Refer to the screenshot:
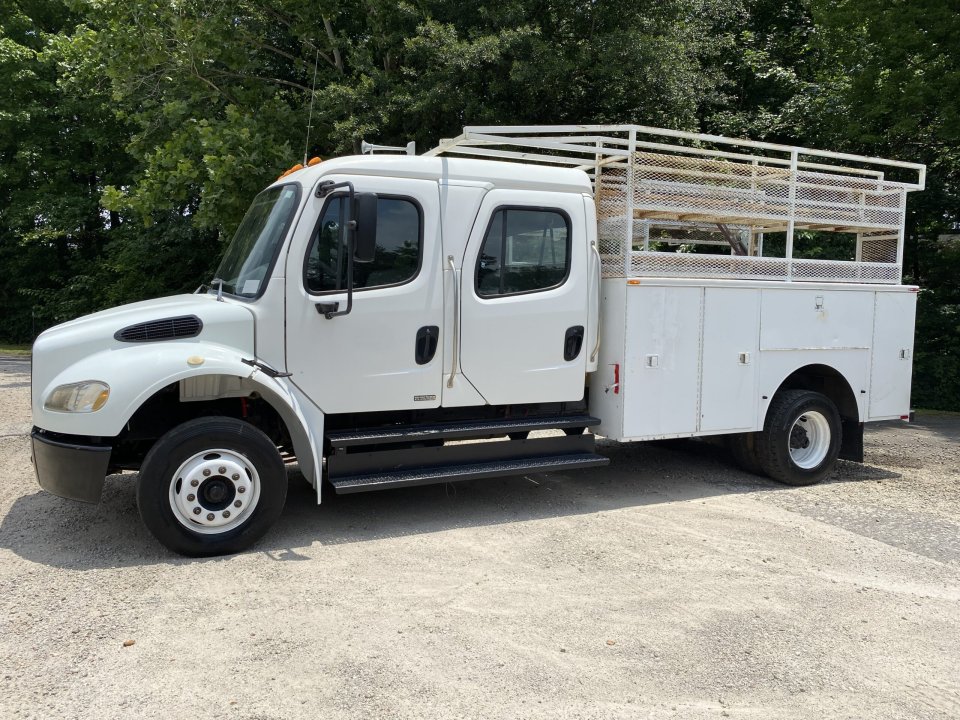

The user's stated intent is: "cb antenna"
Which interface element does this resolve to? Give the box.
[303,47,320,165]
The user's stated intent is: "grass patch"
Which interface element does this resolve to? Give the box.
[0,343,31,357]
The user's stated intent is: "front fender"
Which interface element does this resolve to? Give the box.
[32,341,324,489]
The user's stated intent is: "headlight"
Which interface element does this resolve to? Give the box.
[44,381,111,413]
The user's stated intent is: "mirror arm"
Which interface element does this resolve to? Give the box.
[315,179,358,320]
[320,221,356,319]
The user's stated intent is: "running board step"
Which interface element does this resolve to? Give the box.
[330,453,609,494]
[326,414,600,448]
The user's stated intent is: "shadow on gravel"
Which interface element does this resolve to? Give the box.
[870,412,960,448]
[0,438,902,570]
[909,412,960,447]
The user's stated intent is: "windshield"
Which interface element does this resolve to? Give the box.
[212,184,301,298]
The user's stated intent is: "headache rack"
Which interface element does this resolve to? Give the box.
[425,125,926,284]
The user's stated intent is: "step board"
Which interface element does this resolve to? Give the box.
[328,433,600,479]
[326,414,600,448]
[330,453,610,494]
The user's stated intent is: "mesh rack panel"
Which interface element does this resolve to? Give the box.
[427,126,924,285]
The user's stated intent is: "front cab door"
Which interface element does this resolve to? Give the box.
[456,190,590,406]
[285,175,444,413]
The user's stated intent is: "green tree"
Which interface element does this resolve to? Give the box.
[807,0,960,409]
[0,0,127,337]
[85,0,742,232]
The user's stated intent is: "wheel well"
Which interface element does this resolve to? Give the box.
[771,363,864,463]
[110,380,294,470]
[773,364,859,421]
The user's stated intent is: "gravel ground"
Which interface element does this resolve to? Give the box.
[1,355,959,719]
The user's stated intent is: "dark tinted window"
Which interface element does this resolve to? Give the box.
[305,196,421,293]
[476,208,570,297]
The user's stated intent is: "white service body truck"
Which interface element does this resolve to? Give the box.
[30,125,925,556]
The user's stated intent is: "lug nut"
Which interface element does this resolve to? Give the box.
[238,486,246,494]
[218,466,226,474]
[190,479,199,487]
[186,494,195,502]
[232,473,240,481]
[206,513,215,521]
[193,507,201,515]
[234,500,242,508]
[222,511,231,519]
[202,469,211,477]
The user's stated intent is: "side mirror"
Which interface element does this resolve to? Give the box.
[353,192,378,263]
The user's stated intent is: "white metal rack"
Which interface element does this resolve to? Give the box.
[426,125,926,284]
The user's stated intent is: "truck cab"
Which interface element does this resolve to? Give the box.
[31,154,608,555]
[30,125,924,556]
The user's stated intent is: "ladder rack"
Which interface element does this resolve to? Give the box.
[426,125,925,284]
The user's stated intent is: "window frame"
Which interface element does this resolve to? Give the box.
[302,191,425,296]
[473,205,573,299]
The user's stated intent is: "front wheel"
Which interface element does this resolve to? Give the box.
[137,417,287,556]
[757,390,842,486]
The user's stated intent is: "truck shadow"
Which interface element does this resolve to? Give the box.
[0,439,901,570]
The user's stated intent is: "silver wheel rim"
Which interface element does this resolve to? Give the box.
[788,411,831,470]
[168,449,261,534]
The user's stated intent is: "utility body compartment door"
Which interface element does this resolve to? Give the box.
[700,288,760,432]
[869,290,917,419]
[455,190,590,405]
[621,285,702,437]
[284,175,444,413]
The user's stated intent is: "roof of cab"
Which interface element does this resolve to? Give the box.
[273,154,593,195]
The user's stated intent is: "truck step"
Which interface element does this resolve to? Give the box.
[326,414,600,448]
[330,452,609,494]
[327,433,600,479]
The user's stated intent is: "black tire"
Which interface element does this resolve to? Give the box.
[137,416,287,557]
[563,426,586,436]
[757,390,842,486]
[728,432,764,475]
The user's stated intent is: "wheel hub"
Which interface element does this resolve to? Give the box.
[788,411,831,470]
[790,423,811,449]
[168,450,261,534]
[198,477,235,509]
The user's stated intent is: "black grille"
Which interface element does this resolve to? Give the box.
[114,315,203,343]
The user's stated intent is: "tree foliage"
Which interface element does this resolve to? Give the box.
[0,0,957,407]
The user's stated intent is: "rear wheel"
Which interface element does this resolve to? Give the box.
[137,416,287,556]
[757,390,841,486]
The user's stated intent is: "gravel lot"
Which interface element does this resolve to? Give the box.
[2,355,959,719]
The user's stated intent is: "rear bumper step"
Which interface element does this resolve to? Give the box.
[330,452,609,494]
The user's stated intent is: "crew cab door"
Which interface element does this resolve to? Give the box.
[455,190,590,405]
[284,175,444,413]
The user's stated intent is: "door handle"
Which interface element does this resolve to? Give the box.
[415,326,440,365]
[564,325,585,362]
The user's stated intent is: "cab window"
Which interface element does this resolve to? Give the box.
[476,208,571,297]
[305,195,422,293]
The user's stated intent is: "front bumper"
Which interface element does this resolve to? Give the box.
[31,429,112,504]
